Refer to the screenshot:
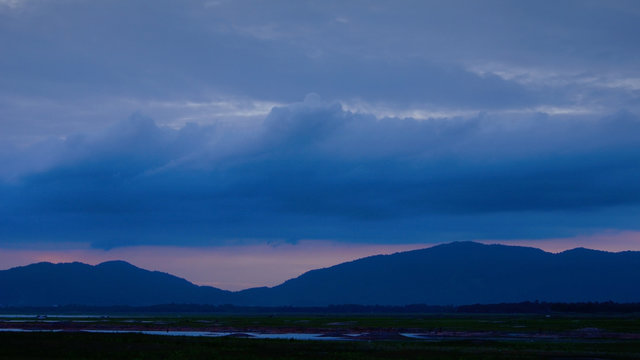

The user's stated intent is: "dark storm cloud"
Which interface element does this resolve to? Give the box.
[1,98,639,247]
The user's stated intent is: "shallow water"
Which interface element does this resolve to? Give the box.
[400,333,430,339]
[246,332,346,341]
[83,329,232,337]
[0,314,107,319]
[0,328,62,332]
[0,328,349,340]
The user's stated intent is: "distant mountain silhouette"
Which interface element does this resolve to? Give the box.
[2,242,639,306]
[233,242,640,306]
[0,260,230,306]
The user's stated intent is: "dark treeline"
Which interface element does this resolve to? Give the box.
[2,301,640,315]
[456,301,640,313]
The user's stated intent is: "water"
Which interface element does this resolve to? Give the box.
[86,330,348,340]
[0,314,109,319]
[83,329,233,337]
[246,332,346,341]
[400,333,430,339]
[0,328,349,340]
[0,328,62,332]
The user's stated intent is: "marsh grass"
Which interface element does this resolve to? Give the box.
[1,331,640,359]
[36,313,639,333]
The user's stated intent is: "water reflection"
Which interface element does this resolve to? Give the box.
[0,328,349,340]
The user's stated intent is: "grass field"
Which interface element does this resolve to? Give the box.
[1,313,639,359]
[6,313,640,334]
[1,331,640,359]
[139,313,640,333]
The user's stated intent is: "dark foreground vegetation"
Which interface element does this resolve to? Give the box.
[4,301,640,315]
[1,312,640,359]
[3,312,640,333]
[0,331,639,360]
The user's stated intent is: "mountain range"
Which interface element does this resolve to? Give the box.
[1,242,639,306]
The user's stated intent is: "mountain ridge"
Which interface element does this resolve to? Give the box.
[1,241,639,306]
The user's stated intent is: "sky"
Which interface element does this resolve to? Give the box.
[1,0,640,290]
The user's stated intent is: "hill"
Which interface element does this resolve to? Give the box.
[233,242,640,306]
[0,260,231,306]
[2,242,639,306]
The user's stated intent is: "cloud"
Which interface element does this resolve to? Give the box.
[0,0,26,10]
[2,0,640,153]
[1,98,639,248]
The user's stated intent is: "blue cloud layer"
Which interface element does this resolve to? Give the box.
[2,1,640,146]
[1,98,639,248]
[1,1,640,247]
